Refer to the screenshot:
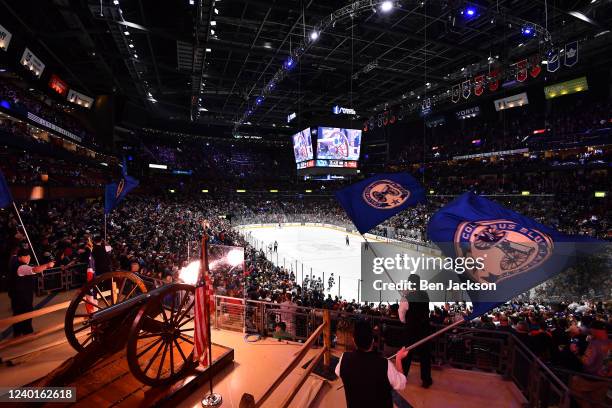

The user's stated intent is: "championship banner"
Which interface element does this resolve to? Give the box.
[564,41,578,67]
[451,84,461,103]
[487,70,499,91]
[474,75,485,96]
[529,55,541,78]
[20,48,45,78]
[462,80,471,99]
[0,24,12,51]
[515,59,528,82]
[67,89,94,109]
[547,48,560,72]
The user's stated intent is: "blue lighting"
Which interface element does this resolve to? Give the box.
[0,100,10,109]
[256,96,264,105]
[284,57,295,70]
[521,25,535,37]
[466,8,475,16]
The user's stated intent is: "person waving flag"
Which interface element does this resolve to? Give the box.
[335,172,426,234]
[427,191,605,319]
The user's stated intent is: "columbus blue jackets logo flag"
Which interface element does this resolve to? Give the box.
[428,192,602,318]
[335,172,425,234]
[104,160,139,214]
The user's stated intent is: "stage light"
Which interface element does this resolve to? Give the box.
[211,21,216,26]
[380,1,393,12]
[214,7,219,14]
[521,25,535,37]
[202,189,209,193]
[210,29,215,35]
[310,31,319,41]
[113,0,119,4]
[179,260,200,285]
[284,57,295,70]
[255,96,264,105]
[466,8,475,16]
[206,48,212,52]
[521,191,530,196]
[227,249,244,267]
[124,31,129,36]
[128,43,134,48]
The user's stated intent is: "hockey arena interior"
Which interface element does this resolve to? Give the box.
[0,0,611,407]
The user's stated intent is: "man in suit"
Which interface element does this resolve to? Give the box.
[399,273,433,388]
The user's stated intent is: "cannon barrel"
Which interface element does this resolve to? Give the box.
[88,284,174,324]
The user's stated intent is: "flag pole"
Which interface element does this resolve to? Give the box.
[201,232,222,407]
[12,201,40,266]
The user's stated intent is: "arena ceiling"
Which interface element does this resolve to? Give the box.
[2,0,611,133]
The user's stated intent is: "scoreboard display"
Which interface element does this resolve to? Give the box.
[295,126,362,176]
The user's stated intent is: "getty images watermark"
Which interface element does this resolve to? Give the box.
[360,243,497,302]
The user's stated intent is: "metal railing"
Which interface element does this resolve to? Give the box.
[211,295,587,407]
[36,263,88,295]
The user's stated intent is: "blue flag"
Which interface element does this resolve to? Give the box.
[428,192,603,319]
[335,172,426,234]
[0,169,13,208]
[104,173,139,215]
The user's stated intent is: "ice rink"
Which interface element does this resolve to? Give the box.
[240,225,394,302]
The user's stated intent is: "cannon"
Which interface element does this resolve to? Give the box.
[40,271,198,387]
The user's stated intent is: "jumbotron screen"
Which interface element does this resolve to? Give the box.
[316,127,361,161]
[291,127,313,163]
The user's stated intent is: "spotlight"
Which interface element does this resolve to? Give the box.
[466,8,475,16]
[284,57,295,70]
[255,96,264,105]
[123,31,130,36]
[521,25,535,37]
[113,0,119,4]
[380,1,393,12]
[310,31,319,41]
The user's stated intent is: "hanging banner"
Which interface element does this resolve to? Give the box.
[451,84,461,103]
[493,92,529,111]
[20,48,45,78]
[462,80,471,99]
[529,55,541,78]
[67,89,94,109]
[564,41,578,67]
[49,74,68,96]
[515,59,528,82]
[474,75,485,96]
[547,48,560,72]
[544,76,588,99]
[487,70,499,91]
[0,24,12,51]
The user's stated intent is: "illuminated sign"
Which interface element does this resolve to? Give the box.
[67,89,94,109]
[0,24,12,51]
[332,105,356,115]
[315,159,358,168]
[20,48,45,78]
[287,112,296,123]
[149,163,168,169]
[49,74,68,96]
[544,76,588,99]
[454,148,528,161]
[455,106,480,120]
[494,93,528,111]
[297,160,315,169]
[26,112,82,142]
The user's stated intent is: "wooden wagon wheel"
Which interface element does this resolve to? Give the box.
[127,284,197,386]
[65,272,148,352]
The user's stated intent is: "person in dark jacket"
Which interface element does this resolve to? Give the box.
[91,235,111,274]
[9,248,55,336]
[398,274,433,388]
[336,320,410,408]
